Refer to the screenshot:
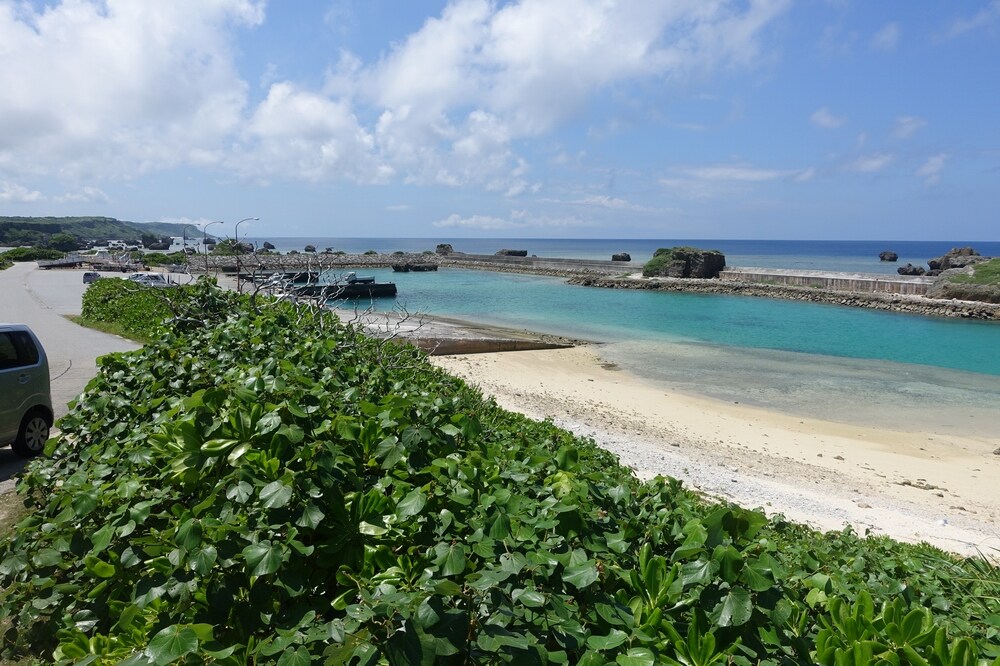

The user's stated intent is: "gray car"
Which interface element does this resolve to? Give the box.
[0,324,53,457]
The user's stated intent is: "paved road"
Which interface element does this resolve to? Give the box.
[1,263,140,490]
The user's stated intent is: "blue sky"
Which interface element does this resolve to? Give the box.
[0,0,998,240]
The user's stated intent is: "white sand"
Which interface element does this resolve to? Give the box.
[432,346,1000,558]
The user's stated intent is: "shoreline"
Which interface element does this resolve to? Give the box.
[431,345,1000,557]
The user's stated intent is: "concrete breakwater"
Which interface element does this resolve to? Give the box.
[568,275,1000,320]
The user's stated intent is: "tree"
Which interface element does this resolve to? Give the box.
[47,233,79,252]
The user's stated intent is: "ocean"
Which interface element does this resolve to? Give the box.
[244,237,1000,435]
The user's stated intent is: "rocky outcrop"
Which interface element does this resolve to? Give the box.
[435,244,454,255]
[496,249,528,257]
[897,263,926,276]
[928,247,984,272]
[392,263,438,272]
[612,252,631,262]
[879,251,898,262]
[643,247,726,279]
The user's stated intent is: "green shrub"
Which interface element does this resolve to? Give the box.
[0,247,66,262]
[363,250,378,256]
[1,284,997,664]
[142,251,190,267]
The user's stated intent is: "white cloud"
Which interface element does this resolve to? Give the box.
[0,0,263,180]
[386,204,411,212]
[55,186,110,204]
[0,0,791,195]
[849,153,893,173]
[810,107,847,129]
[232,82,388,183]
[570,195,653,212]
[432,209,590,230]
[870,22,900,51]
[680,165,804,181]
[891,116,926,139]
[916,153,947,185]
[0,181,42,203]
[942,0,1000,39]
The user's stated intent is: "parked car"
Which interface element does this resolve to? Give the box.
[128,273,176,288]
[0,324,53,457]
[83,271,101,283]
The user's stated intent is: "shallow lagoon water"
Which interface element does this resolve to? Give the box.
[329,267,1000,435]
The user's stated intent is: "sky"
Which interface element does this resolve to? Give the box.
[0,0,998,241]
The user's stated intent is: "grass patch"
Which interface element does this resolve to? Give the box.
[64,314,154,344]
[948,257,1000,285]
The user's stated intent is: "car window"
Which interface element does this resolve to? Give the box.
[0,333,18,370]
[0,331,40,370]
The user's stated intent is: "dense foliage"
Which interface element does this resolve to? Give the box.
[0,247,67,262]
[80,278,185,342]
[2,280,998,664]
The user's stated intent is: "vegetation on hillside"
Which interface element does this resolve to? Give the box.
[928,258,1000,304]
[0,216,198,248]
[1,280,998,664]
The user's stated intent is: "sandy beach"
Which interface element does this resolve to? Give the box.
[432,345,1000,557]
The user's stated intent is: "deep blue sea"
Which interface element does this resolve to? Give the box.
[244,237,1000,434]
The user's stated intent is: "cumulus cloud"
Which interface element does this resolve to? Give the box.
[810,107,847,129]
[891,116,927,139]
[849,153,893,173]
[0,181,42,203]
[0,0,791,195]
[917,153,947,185]
[569,195,654,212]
[870,22,900,51]
[0,0,263,179]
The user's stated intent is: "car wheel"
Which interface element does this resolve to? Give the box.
[12,409,50,458]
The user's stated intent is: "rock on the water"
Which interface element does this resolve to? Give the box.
[643,247,726,279]
[496,249,528,257]
[435,243,454,255]
[897,263,926,276]
[612,252,631,262]
[879,251,898,262]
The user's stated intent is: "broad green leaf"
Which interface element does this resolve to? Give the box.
[296,504,325,529]
[260,480,293,509]
[616,648,655,666]
[433,542,467,576]
[587,629,628,650]
[563,562,600,589]
[190,545,218,576]
[712,586,753,627]
[276,646,312,666]
[396,489,426,519]
[147,625,198,665]
[174,518,203,550]
[243,541,284,577]
[516,589,546,608]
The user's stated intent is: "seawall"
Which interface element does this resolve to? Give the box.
[719,267,934,296]
[568,275,1000,320]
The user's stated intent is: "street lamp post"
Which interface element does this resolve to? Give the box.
[203,221,223,275]
[234,217,259,293]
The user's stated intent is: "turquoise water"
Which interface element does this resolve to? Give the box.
[324,267,1000,435]
[332,268,1000,377]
